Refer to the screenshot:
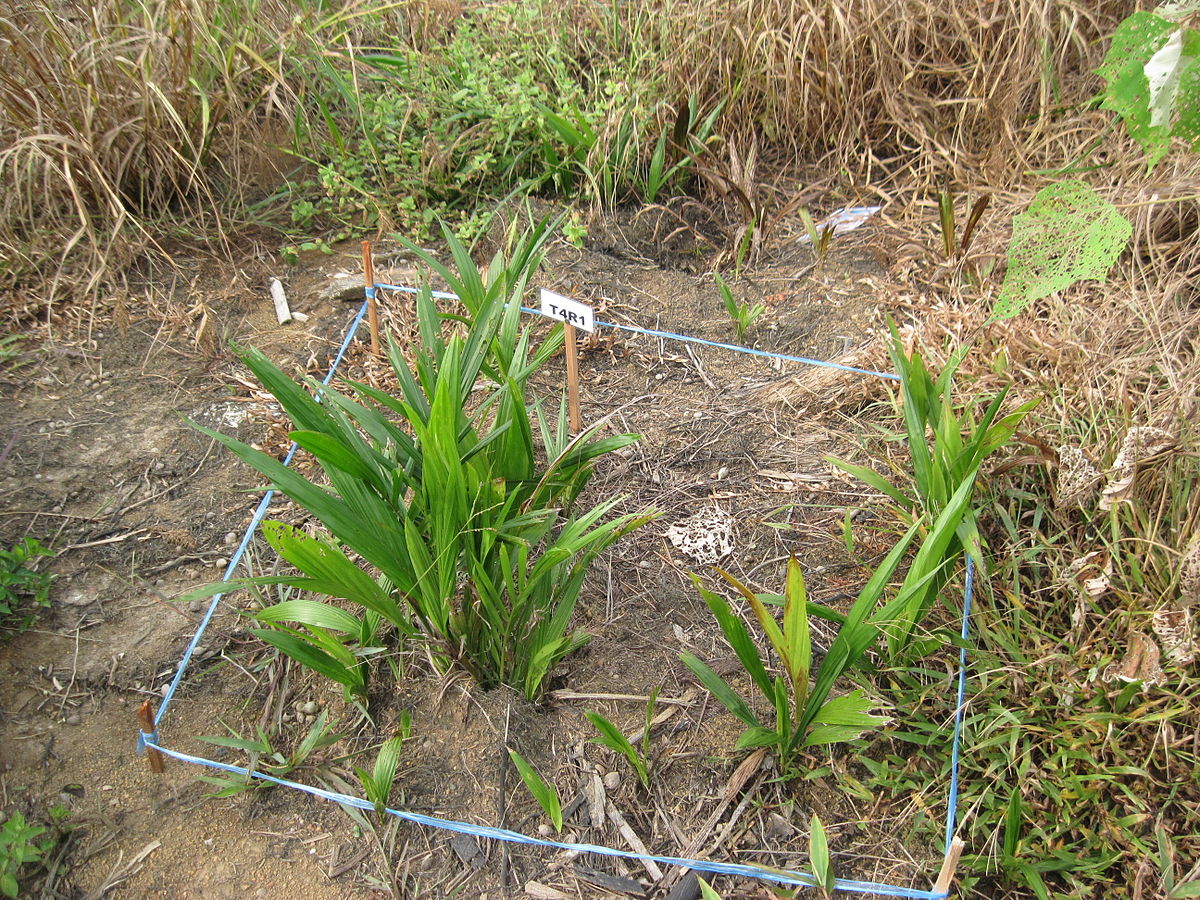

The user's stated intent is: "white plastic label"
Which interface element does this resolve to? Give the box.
[538,289,594,333]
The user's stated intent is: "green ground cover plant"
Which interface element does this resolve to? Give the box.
[0,811,52,899]
[0,538,53,635]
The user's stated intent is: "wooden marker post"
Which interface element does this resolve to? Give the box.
[361,240,380,356]
[137,699,165,774]
[539,289,593,434]
[564,323,582,433]
[933,837,965,895]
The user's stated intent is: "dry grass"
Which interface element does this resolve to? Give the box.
[652,0,1133,181]
[0,0,407,314]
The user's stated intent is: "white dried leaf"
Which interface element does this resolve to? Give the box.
[666,507,735,565]
[1180,531,1200,605]
[1056,445,1100,509]
[1062,551,1111,598]
[1099,426,1176,511]
[1111,425,1176,471]
[1145,28,1185,129]
[1152,607,1197,666]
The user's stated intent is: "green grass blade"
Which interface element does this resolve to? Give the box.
[508,750,562,832]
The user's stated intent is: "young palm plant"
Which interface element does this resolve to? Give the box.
[193,221,655,700]
[829,320,1038,660]
[681,558,891,774]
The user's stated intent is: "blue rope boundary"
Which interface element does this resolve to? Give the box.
[373,282,901,382]
[139,286,974,899]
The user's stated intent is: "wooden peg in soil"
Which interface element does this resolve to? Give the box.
[361,240,380,356]
[564,323,581,433]
[137,699,165,774]
[933,836,965,895]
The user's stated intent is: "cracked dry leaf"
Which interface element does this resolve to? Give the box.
[1152,607,1197,666]
[1103,631,1165,686]
[1180,531,1200,605]
[1056,445,1100,509]
[1063,550,1112,598]
[666,507,735,565]
[1099,425,1176,511]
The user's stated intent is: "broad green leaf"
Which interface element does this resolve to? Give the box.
[810,814,835,893]
[735,726,780,751]
[508,750,562,832]
[716,567,787,671]
[680,651,760,729]
[691,578,773,701]
[371,735,405,809]
[783,558,811,703]
[255,599,362,635]
[253,629,363,692]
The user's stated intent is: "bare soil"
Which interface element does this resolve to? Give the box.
[0,205,956,899]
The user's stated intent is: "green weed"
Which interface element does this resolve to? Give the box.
[681,558,891,774]
[714,273,765,343]
[0,538,53,634]
[0,811,52,899]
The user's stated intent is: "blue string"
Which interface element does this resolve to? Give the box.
[373,282,900,381]
[943,555,975,856]
[136,728,158,755]
[142,740,944,899]
[154,299,371,728]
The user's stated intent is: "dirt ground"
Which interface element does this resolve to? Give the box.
[0,205,960,899]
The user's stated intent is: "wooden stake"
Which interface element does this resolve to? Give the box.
[933,837,965,895]
[137,699,165,774]
[361,240,380,356]
[564,323,581,433]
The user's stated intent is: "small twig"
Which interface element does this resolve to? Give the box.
[54,621,84,719]
[607,799,663,882]
[499,702,512,890]
[60,528,148,551]
[118,438,216,516]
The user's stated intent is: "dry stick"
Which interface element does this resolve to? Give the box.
[362,240,380,356]
[498,702,513,890]
[933,837,966,895]
[137,700,165,773]
[564,323,581,433]
[658,747,768,891]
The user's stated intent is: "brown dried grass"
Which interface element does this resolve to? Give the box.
[655,0,1133,181]
[0,0,406,314]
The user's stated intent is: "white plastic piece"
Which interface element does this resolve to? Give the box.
[270,278,292,324]
[798,206,883,243]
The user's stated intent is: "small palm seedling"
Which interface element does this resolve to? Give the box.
[197,710,343,797]
[798,207,835,264]
[681,558,891,774]
[809,813,836,898]
[829,319,1037,660]
[714,273,765,342]
[508,750,562,832]
[584,687,658,789]
[355,733,406,819]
